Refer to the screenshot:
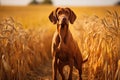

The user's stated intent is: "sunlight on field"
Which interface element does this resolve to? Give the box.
[0,5,120,80]
[0,5,53,28]
[0,5,120,28]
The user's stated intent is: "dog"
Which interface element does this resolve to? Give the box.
[49,7,88,80]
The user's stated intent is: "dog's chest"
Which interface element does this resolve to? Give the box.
[57,51,69,62]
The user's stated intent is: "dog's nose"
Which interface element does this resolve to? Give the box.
[63,17,66,22]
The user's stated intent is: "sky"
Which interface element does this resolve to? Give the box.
[0,0,119,6]
[53,0,119,6]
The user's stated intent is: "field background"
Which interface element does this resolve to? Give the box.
[0,5,120,80]
[0,5,120,27]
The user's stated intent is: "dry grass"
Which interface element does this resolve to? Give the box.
[74,10,120,80]
[0,17,53,80]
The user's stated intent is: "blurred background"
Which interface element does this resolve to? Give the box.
[0,0,120,80]
[0,0,120,6]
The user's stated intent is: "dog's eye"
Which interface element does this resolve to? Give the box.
[65,10,69,15]
[58,11,62,15]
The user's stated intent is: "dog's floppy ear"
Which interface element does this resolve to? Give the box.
[49,11,57,24]
[66,8,76,24]
[49,8,59,24]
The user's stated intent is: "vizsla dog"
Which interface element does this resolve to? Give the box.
[49,7,88,80]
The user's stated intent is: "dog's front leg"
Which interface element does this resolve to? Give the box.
[52,56,58,80]
[68,58,74,80]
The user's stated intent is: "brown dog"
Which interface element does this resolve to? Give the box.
[49,7,88,80]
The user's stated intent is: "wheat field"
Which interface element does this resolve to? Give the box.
[0,5,120,80]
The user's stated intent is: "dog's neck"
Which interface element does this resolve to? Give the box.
[57,23,68,43]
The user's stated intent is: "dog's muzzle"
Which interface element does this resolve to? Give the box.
[59,16,68,25]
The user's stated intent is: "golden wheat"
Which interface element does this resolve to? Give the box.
[74,10,120,80]
[0,17,53,80]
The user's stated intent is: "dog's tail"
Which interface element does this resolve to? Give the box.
[82,51,90,63]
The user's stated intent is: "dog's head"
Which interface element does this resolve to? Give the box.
[49,7,76,41]
[49,7,76,25]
